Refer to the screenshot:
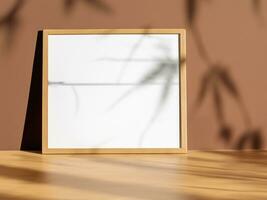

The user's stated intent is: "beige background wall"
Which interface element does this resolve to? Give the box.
[0,0,266,150]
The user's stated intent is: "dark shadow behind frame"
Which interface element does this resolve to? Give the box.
[20,31,43,150]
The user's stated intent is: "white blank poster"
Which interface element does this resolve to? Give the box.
[47,33,180,149]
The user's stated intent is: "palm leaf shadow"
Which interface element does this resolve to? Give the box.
[64,0,113,14]
[188,0,263,149]
[84,0,113,13]
[107,58,183,145]
[186,0,198,27]
[192,63,257,147]
[0,0,25,48]
[64,0,75,12]
[252,0,261,15]
[212,82,224,122]
[219,67,239,98]
[251,0,264,25]
[116,30,150,82]
[107,60,176,111]
[70,86,80,115]
[138,65,177,145]
[116,35,146,82]
[193,65,241,114]
[236,129,262,149]
[194,68,232,143]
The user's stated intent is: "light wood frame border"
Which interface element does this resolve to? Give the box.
[42,29,187,154]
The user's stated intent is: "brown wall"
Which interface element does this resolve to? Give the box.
[0,0,266,150]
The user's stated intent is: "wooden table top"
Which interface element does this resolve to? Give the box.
[0,150,266,200]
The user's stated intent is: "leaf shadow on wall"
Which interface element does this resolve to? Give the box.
[64,0,113,14]
[0,0,25,50]
[20,31,43,151]
[186,0,264,149]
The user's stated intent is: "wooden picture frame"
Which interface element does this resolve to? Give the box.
[42,29,187,154]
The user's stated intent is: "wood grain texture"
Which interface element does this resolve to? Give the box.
[0,150,266,200]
